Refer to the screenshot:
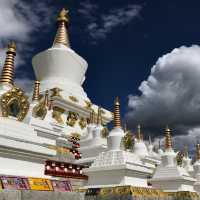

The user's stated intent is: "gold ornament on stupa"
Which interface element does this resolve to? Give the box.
[165,126,172,150]
[53,8,70,47]
[0,42,16,85]
[50,87,62,98]
[113,97,122,128]
[32,81,40,101]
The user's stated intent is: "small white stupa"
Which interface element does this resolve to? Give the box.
[84,97,152,188]
[150,127,196,192]
[78,108,107,166]
[133,125,149,159]
[182,145,194,176]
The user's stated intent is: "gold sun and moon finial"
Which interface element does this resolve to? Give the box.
[32,81,40,101]
[53,8,70,47]
[0,42,16,85]
[165,126,173,150]
[113,97,122,128]
[196,144,200,161]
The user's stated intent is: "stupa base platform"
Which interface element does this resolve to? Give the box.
[83,186,200,200]
[0,190,84,200]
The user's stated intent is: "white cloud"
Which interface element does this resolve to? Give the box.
[126,45,200,142]
[78,1,142,40]
[0,0,55,93]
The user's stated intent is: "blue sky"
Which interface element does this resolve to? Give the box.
[1,0,200,153]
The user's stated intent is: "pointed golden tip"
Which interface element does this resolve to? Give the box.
[165,126,173,150]
[53,8,70,47]
[113,97,122,128]
[32,80,40,101]
[115,96,120,105]
[7,41,16,54]
[57,8,69,23]
[165,125,170,132]
[0,42,17,85]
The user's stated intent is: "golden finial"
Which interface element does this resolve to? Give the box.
[44,90,49,107]
[53,8,70,47]
[137,124,142,141]
[113,97,122,128]
[32,81,40,101]
[165,126,173,150]
[97,107,102,125]
[184,145,189,158]
[0,42,16,85]
[197,144,200,161]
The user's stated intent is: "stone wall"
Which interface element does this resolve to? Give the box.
[0,190,84,200]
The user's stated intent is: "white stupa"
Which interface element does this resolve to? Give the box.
[182,145,194,176]
[0,8,112,180]
[133,125,149,158]
[150,127,196,192]
[84,97,152,188]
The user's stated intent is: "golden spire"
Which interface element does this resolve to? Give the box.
[44,90,49,107]
[97,107,102,125]
[53,8,70,47]
[32,81,40,101]
[165,126,173,150]
[197,144,200,161]
[137,124,142,141]
[113,97,122,128]
[0,42,16,85]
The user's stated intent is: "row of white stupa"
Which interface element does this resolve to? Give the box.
[0,7,199,194]
[82,97,200,194]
